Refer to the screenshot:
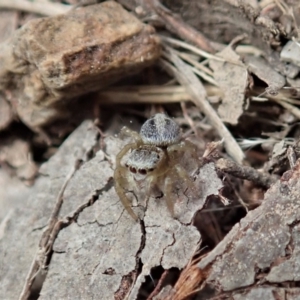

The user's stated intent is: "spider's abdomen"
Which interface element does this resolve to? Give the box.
[125,146,163,180]
[140,113,180,146]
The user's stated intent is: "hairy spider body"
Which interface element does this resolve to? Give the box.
[140,113,181,146]
[114,113,199,221]
[125,146,164,179]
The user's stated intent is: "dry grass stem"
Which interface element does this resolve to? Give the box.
[97,86,191,103]
[0,0,71,16]
[180,102,199,138]
[203,84,223,97]
[274,0,289,14]
[161,36,245,70]
[251,96,269,102]
[173,49,218,85]
[235,45,265,56]
[271,97,300,119]
[272,95,300,106]
[160,36,225,62]
[176,51,214,76]
[259,0,276,8]
[191,67,218,86]
[238,138,277,149]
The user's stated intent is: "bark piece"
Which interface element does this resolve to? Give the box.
[38,131,223,299]
[0,10,18,43]
[39,219,141,299]
[266,223,300,282]
[233,287,285,300]
[287,289,300,300]
[0,11,17,129]
[198,160,300,292]
[233,287,300,300]
[0,93,13,131]
[0,1,160,129]
[244,56,286,95]
[0,121,99,300]
[268,52,299,79]
[210,45,248,124]
[0,169,31,222]
[129,163,223,299]
[0,139,38,185]
[281,41,300,68]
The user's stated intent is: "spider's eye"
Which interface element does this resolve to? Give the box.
[138,169,147,175]
[130,167,137,173]
[149,119,155,126]
[148,168,154,172]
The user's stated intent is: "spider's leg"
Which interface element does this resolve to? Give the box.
[143,176,153,203]
[169,140,199,163]
[185,140,200,163]
[114,142,140,221]
[144,155,169,205]
[175,164,194,191]
[119,127,142,144]
[115,143,136,166]
[165,176,175,217]
[183,140,199,154]
[114,167,139,221]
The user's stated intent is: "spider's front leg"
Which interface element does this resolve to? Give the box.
[114,142,140,221]
[169,140,200,163]
[167,141,199,185]
[164,176,175,217]
[164,164,196,218]
[119,127,142,144]
[174,164,195,191]
[114,164,139,221]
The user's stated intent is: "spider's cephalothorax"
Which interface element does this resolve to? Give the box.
[114,113,199,221]
[125,146,165,181]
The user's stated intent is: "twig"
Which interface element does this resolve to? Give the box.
[215,158,277,188]
[145,0,223,53]
[160,47,245,163]
[287,146,297,168]
[147,270,170,299]
[0,0,71,16]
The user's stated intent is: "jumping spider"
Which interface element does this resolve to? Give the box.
[114,113,199,221]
